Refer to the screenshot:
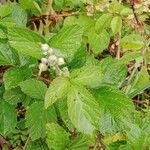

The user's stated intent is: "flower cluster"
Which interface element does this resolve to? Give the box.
[38,44,70,77]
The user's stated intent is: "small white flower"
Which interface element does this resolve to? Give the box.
[62,67,70,77]
[47,48,53,55]
[41,44,49,52]
[39,63,48,72]
[41,58,48,64]
[48,55,58,66]
[57,57,65,66]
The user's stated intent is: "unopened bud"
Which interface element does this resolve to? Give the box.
[41,58,48,64]
[41,44,49,52]
[48,55,58,66]
[58,57,65,66]
[39,63,48,72]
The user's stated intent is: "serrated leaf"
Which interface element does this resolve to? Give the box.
[69,135,91,150]
[26,141,49,150]
[46,123,69,150]
[68,45,87,70]
[3,87,25,105]
[4,67,31,90]
[92,85,134,119]
[133,67,149,90]
[111,16,122,34]
[9,3,27,27]
[72,65,103,88]
[102,62,127,88]
[19,0,42,15]
[45,77,70,109]
[67,84,100,134]
[0,100,17,135]
[121,34,144,50]
[26,102,56,140]
[20,79,47,100]
[95,13,112,33]
[50,25,83,58]
[0,4,12,18]
[8,27,45,58]
[0,41,17,65]
[88,28,110,54]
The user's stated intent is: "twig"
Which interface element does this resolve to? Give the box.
[23,135,30,150]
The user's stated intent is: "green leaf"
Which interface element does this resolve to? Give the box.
[111,16,122,34]
[0,4,12,18]
[102,62,127,88]
[0,100,17,135]
[26,141,49,150]
[92,85,134,119]
[68,45,87,70]
[67,84,100,134]
[95,13,112,33]
[88,28,110,54]
[19,0,41,15]
[133,67,149,90]
[46,123,69,150]
[8,27,45,58]
[50,25,83,58]
[69,135,92,150]
[20,79,47,100]
[3,87,25,105]
[72,65,103,88]
[26,102,56,140]
[121,34,144,50]
[4,67,31,90]
[9,3,27,27]
[0,41,17,65]
[0,17,15,27]
[45,77,70,109]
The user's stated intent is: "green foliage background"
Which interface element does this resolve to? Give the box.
[0,0,150,149]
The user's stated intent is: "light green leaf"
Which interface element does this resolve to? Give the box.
[95,13,112,33]
[8,27,45,58]
[88,28,110,54]
[20,79,47,100]
[3,87,25,105]
[92,85,134,119]
[68,45,87,70]
[0,17,15,27]
[102,62,127,88]
[0,41,17,65]
[4,67,31,90]
[0,100,17,135]
[50,25,83,58]
[121,34,144,50]
[26,141,49,150]
[67,84,100,134]
[9,3,27,27]
[26,102,56,140]
[69,135,91,150]
[72,65,103,88]
[19,0,42,15]
[111,16,122,34]
[0,4,12,18]
[46,123,69,150]
[132,66,149,91]
[45,77,70,109]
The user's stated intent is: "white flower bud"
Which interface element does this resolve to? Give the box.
[47,48,53,55]
[48,55,58,66]
[41,58,48,64]
[39,63,48,72]
[62,67,70,77]
[41,44,49,52]
[57,57,65,66]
